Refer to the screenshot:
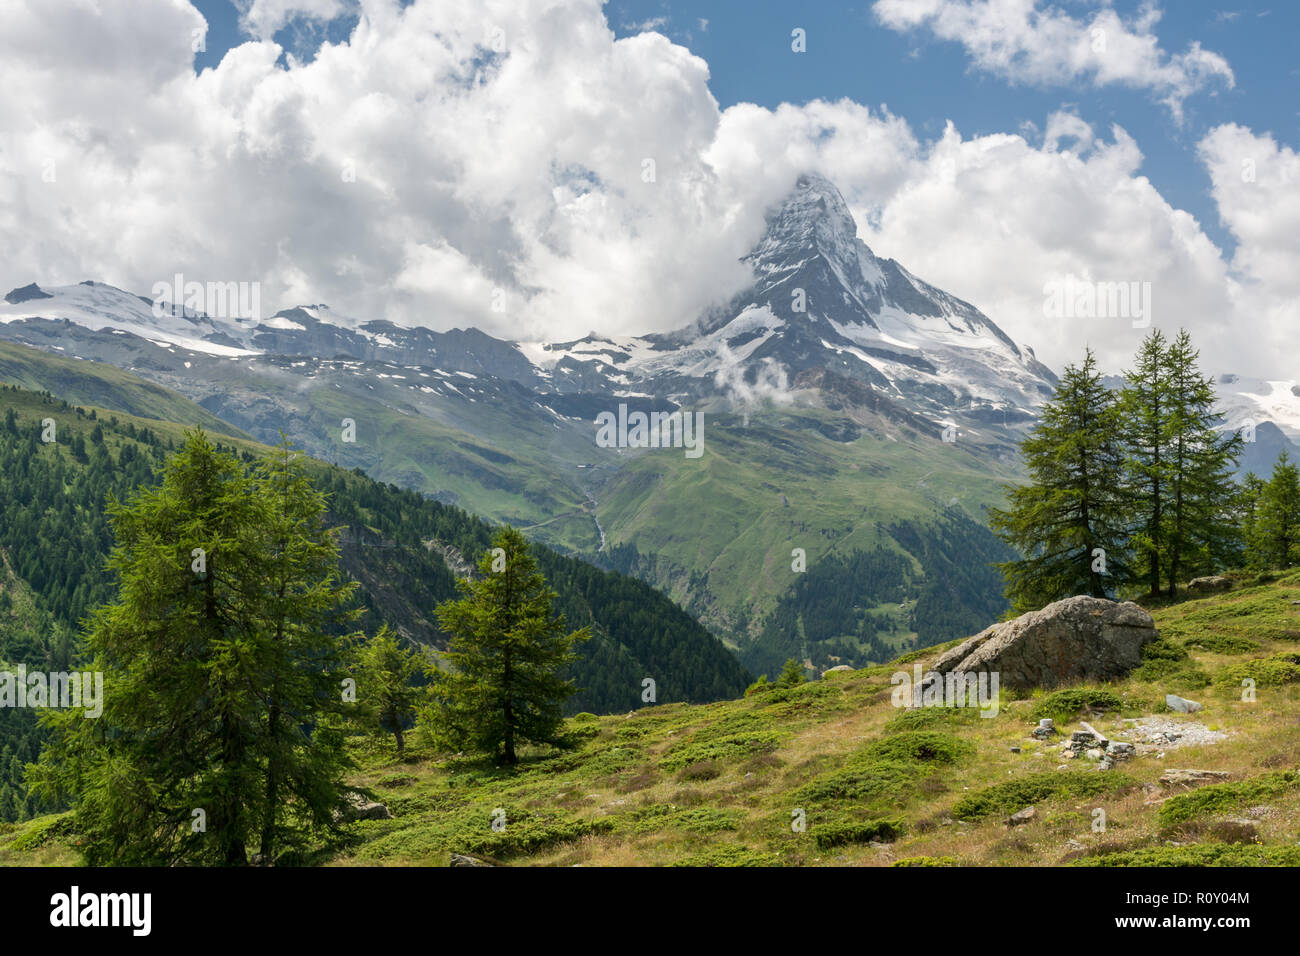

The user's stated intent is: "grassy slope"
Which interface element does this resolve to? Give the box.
[597,405,1019,638]
[11,570,1299,867]
[0,341,249,439]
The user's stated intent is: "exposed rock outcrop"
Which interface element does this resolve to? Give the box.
[928,595,1158,691]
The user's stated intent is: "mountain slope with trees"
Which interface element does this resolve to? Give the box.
[0,383,751,822]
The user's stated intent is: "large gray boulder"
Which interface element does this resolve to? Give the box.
[927,596,1158,692]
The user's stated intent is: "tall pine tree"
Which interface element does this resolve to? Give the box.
[421,526,589,765]
[1162,329,1242,592]
[29,431,358,865]
[990,349,1131,611]
[1119,330,1174,596]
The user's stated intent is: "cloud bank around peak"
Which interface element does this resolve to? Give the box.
[0,0,1293,380]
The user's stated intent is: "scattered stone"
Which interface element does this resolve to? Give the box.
[1008,807,1036,826]
[1118,717,1228,752]
[1188,575,1232,593]
[335,792,392,822]
[450,853,493,867]
[1160,769,1232,789]
[823,664,854,673]
[1031,718,1057,740]
[1079,720,1109,745]
[927,595,1158,691]
[1106,741,1136,760]
[1165,694,1203,714]
[1058,726,1120,768]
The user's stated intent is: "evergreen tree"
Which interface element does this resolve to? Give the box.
[777,658,806,687]
[1162,329,1242,592]
[421,526,589,765]
[355,627,424,753]
[29,431,358,865]
[1238,472,1266,566]
[1119,330,1174,596]
[1248,452,1300,569]
[990,349,1131,610]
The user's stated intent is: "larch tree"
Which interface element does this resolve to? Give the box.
[29,431,359,865]
[422,526,589,765]
[990,349,1132,611]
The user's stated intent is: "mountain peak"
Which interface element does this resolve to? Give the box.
[4,282,53,305]
[766,172,859,247]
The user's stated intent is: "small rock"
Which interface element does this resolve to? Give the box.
[1165,694,1203,714]
[450,853,493,867]
[334,792,392,822]
[1085,748,1105,761]
[1160,768,1232,789]
[1009,746,1021,753]
[1187,575,1232,593]
[1008,807,1036,826]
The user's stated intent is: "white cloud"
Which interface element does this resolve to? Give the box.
[850,117,1238,376]
[872,0,1234,121]
[235,0,353,41]
[1198,123,1300,360]
[0,0,1292,383]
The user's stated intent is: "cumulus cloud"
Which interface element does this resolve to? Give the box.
[235,0,354,42]
[0,0,1292,380]
[872,0,1234,121]
[1198,123,1300,363]
[849,116,1236,375]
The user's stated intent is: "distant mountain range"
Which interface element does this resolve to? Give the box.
[2,173,1290,673]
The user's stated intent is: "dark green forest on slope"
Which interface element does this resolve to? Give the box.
[742,511,1014,679]
[0,385,750,821]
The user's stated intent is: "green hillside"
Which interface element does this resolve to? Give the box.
[0,382,752,822]
[10,568,1299,866]
[596,404,1020,668]
[0,341,248,438]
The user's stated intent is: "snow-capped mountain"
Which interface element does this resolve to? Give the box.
[1213,374,1300,443]
[1,174,1056,445]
